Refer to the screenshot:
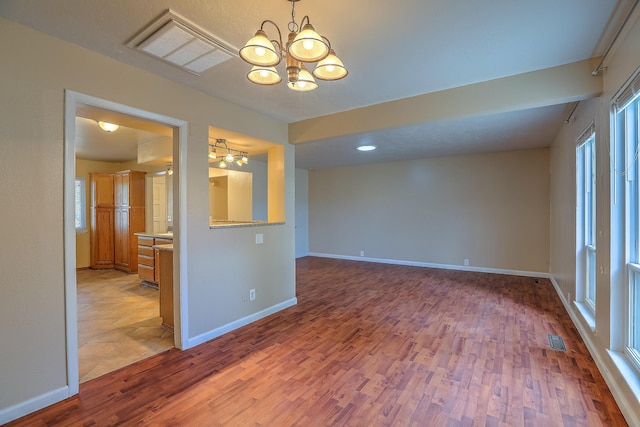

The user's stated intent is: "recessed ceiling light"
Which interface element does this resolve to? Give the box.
[356,145,377,152]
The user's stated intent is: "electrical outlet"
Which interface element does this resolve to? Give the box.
[249,289,256,301]
[464,259,469,266]
[360,250,365,257]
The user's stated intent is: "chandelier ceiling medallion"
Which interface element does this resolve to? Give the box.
[209,138,248,169]
[239,0,348,91]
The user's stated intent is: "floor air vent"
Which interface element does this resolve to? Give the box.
[548,334,567,352]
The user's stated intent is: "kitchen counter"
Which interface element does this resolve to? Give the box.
[135,232,173,239]
[154,243,173,252]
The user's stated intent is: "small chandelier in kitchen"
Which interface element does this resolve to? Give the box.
[239,0,348,91]
[209,139,248,169]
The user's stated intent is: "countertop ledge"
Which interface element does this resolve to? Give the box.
[210,221,285,229]
[135,232,174,239]
[154,243,173,252]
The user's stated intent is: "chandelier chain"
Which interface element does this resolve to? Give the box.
[288,1,298,33]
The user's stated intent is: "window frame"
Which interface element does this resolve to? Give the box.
[576,127,597,314]
[615,78,640,372]
[75,177,87,233]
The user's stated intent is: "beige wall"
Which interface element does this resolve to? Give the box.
[0,17,295,420]
[295,168,309,258]
[309,148,550,272]
[549,11,640,425]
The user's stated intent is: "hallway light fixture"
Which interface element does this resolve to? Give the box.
[166,163,174,175]
[97,121,119,132]
[209,139,248,168]
[239,0,348,92]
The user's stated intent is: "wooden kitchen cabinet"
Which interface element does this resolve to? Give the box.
[137,235,172,288]
[90,173,115,269]
[89,170,145,272]
[114,171,145,273]
[137,236,156,285]
[156,247,174,331]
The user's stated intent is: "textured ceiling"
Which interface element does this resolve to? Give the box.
[0,0,632,168]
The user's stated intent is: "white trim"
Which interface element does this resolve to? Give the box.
[186,298,298,349]
[308,252,547,278]
[64,91,80,394]
[573,300,596,331]
[63,90,188,392]
[175,124,189,350]
[549,275,640,426]
[0,386,69,425]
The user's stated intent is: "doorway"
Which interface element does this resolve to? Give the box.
[64,91,187,394]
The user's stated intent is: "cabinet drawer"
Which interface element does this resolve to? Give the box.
[155,237,173,245]
[138,254,154,267]
[138,264,155,282]
[138,245,155,257]
[138,236,154,247]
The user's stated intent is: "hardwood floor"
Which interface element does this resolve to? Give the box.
[8,257,627,426]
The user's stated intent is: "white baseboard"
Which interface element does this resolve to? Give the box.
[0,386,70,425]
[548,276,640,426]
[308,252,547,278]
[186,298,298,349]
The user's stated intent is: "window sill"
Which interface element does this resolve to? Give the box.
[573,300,596,331]
[608,350,640,403]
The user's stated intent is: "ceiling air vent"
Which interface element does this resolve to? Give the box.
[128,10,238,75]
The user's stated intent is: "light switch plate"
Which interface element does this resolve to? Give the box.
[256,233,264,244]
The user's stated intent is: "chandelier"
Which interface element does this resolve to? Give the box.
[239,0,348,91]
[209,139,248,168]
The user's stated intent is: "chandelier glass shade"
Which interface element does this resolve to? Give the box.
[239,0,347,91]
[287,64,317,91]
[209,139,248,168]
[288,23,329,62]
[239,30,280,67]
[312,49,348,80]
[247,66,282,85]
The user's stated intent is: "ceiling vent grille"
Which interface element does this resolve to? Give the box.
[128,10,238,75]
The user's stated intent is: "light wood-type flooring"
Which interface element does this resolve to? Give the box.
[77,268,173,382]
[9,257,627,426]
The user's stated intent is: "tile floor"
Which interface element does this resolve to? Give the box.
[77,269,174,383]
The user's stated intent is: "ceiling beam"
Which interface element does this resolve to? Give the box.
[288,58,603,145]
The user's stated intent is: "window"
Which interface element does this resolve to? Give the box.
[577,126,596,313]
[75,178,87,232]
[615,70,640,370]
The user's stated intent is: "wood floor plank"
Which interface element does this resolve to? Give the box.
[6,257,628,426]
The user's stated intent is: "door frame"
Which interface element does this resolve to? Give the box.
[63,90,189,394]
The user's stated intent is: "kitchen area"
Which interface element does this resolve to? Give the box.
[75,113,177,382]
[75,115,280,382]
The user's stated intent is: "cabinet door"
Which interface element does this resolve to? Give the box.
[91,207,114,268]
[91,173,114,208]
[114,172,129,207]
[114,207,130,268]
[158,249,174,331]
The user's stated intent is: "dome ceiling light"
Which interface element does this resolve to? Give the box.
[239,0,348,92]
[97,121,120,132]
